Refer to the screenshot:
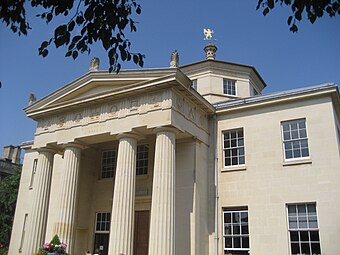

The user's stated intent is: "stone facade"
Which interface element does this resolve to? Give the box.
[8,58,340,255]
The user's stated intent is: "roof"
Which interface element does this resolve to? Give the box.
[214,83,339,111]
[180,59,267,88]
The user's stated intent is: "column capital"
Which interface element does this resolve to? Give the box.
[153,126,178,135]
[117,132,140,141]
[63,142,87,150]
[36,147,57,154]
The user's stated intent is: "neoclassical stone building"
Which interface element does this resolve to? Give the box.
[9,47,340,255]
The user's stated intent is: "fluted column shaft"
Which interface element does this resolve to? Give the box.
[148,128,176,255]
[55,144,82,253]
[25,149,55,255]
[108,134,137,255]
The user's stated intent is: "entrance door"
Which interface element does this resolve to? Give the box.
[93,233,109,255]
[133,210,150,255]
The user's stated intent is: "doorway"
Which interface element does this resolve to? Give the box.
[133,210,150,255]
[93,233,109,255]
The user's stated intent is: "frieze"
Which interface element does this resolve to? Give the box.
[35,90,209,135]
[172,91,208,131]
[36,91,169,134]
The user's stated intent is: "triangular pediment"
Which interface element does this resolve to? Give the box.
[25,68,182,118]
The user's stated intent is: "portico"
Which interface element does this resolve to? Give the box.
[20,68,213,255]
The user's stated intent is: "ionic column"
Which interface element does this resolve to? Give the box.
[148,128,176,255]
[24,148,55,255]
[108,133,138,255]
[54,143,82,253]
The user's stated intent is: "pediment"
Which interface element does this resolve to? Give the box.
[25,69,180,118]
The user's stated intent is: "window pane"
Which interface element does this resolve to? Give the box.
[225,237,232,248]
[288,205,297,216]
[286,150,293,159]
[310,231,320,241]
[308,216,318,228]
[299,216,308,228]
[298,121,306,129]
[233,225,240,234]
[233,237,241,248]
[242,236,249,248]
[289,217,298,228]
[224,213,231,223]
[241,225,248,235]
[292,130,299,139]
[290,231,299,241]
[291,242,300,255]
[300,231,309,241]
[307,204,316,214]
[298,205,307,215]
[293,149,301,158]
[241,212,248,223]
[311,243,321,254]
[284,131,291,140]
[232,212,240,223]
[225,225,232,235]
[301,242,310,254]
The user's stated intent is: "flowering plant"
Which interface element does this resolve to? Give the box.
[38,235,69,255]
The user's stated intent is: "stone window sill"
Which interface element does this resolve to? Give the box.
[282,158,312,167]
[222,165,247,172]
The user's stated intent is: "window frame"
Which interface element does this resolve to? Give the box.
[136,144,149,176]
[281,119,310,161]
[101,149,117,179]
[223,128,245,168]
[286,203,321,255]
[223,78,237,96]
[223,207,250,253]
[191,79,198,91]
[95,212,111,234]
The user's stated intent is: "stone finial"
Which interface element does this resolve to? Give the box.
[204,43,217,60]
[170,50,179,67]
[89,57,100,72]
[28,93,36,106]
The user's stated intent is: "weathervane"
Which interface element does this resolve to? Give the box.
[203,28,214,41]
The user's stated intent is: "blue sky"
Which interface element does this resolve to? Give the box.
[0,1,339,155]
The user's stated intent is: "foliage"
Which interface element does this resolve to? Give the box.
[38,235,68,255]
[0,167,22,253]
[257,0,340,32]
[0,0,144,72]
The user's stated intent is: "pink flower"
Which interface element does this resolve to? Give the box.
[42,243,50,249]
[61,242,67,249]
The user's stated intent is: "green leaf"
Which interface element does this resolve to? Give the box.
[133,54,138,64]
[287,15,293,25]
[41,40,49,49]
[72,50,78,59]
[68,20,75,31]
[76,15,84,25]
[46,12,53,22]
[294,11,302,21]
[65,51,72,57]
[42,49,48,57]
[290,24,298,32]
[136,6,141,14]
[263,7,270,15]
[268,0,274,9]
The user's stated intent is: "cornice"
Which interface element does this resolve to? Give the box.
[26,69,215,120]
[24,68,177,113]
[179,59,267,88]
[214,83,339,114]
